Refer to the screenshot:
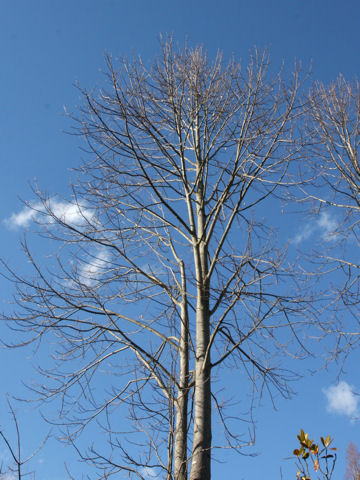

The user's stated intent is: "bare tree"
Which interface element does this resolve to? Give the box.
[0,399,46,480]
[4,40,310,479]
[305,76,360,355]
[346,442,360,480]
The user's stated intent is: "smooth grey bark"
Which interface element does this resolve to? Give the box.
[174,261,190,480]
[190,160,212,479]
[190,278,211,480]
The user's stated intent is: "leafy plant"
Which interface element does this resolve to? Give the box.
[293,430,337,480]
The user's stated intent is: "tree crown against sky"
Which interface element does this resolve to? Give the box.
[297,76,360,361]
[346,442,360,480]
[2,40,344,480]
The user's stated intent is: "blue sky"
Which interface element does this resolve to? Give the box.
[1,1,360,479]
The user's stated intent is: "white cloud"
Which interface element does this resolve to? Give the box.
[4,199,94,230]
[139,467,159,479]
[50,201,91,225]
[292,223,313,244]
[0,473,16,480]
[323,381,359,419]
[4,206,37,229]
[292,211,338,245]
[318,212,338,241]
[79,249,110,287]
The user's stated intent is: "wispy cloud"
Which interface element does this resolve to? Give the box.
[292,223,313,244]
[317,212,338,241]
[139,467,159,479]
[323,381,359,419]
[292,211,338,245]
[0,473,16,480]
[79,249,111,287]
[4,199,94,230]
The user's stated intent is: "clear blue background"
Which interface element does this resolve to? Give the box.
[1,1,360,478]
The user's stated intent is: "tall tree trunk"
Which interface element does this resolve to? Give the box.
[174,262,190,480]
[190,168,212,480]
[190,284,211,480]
